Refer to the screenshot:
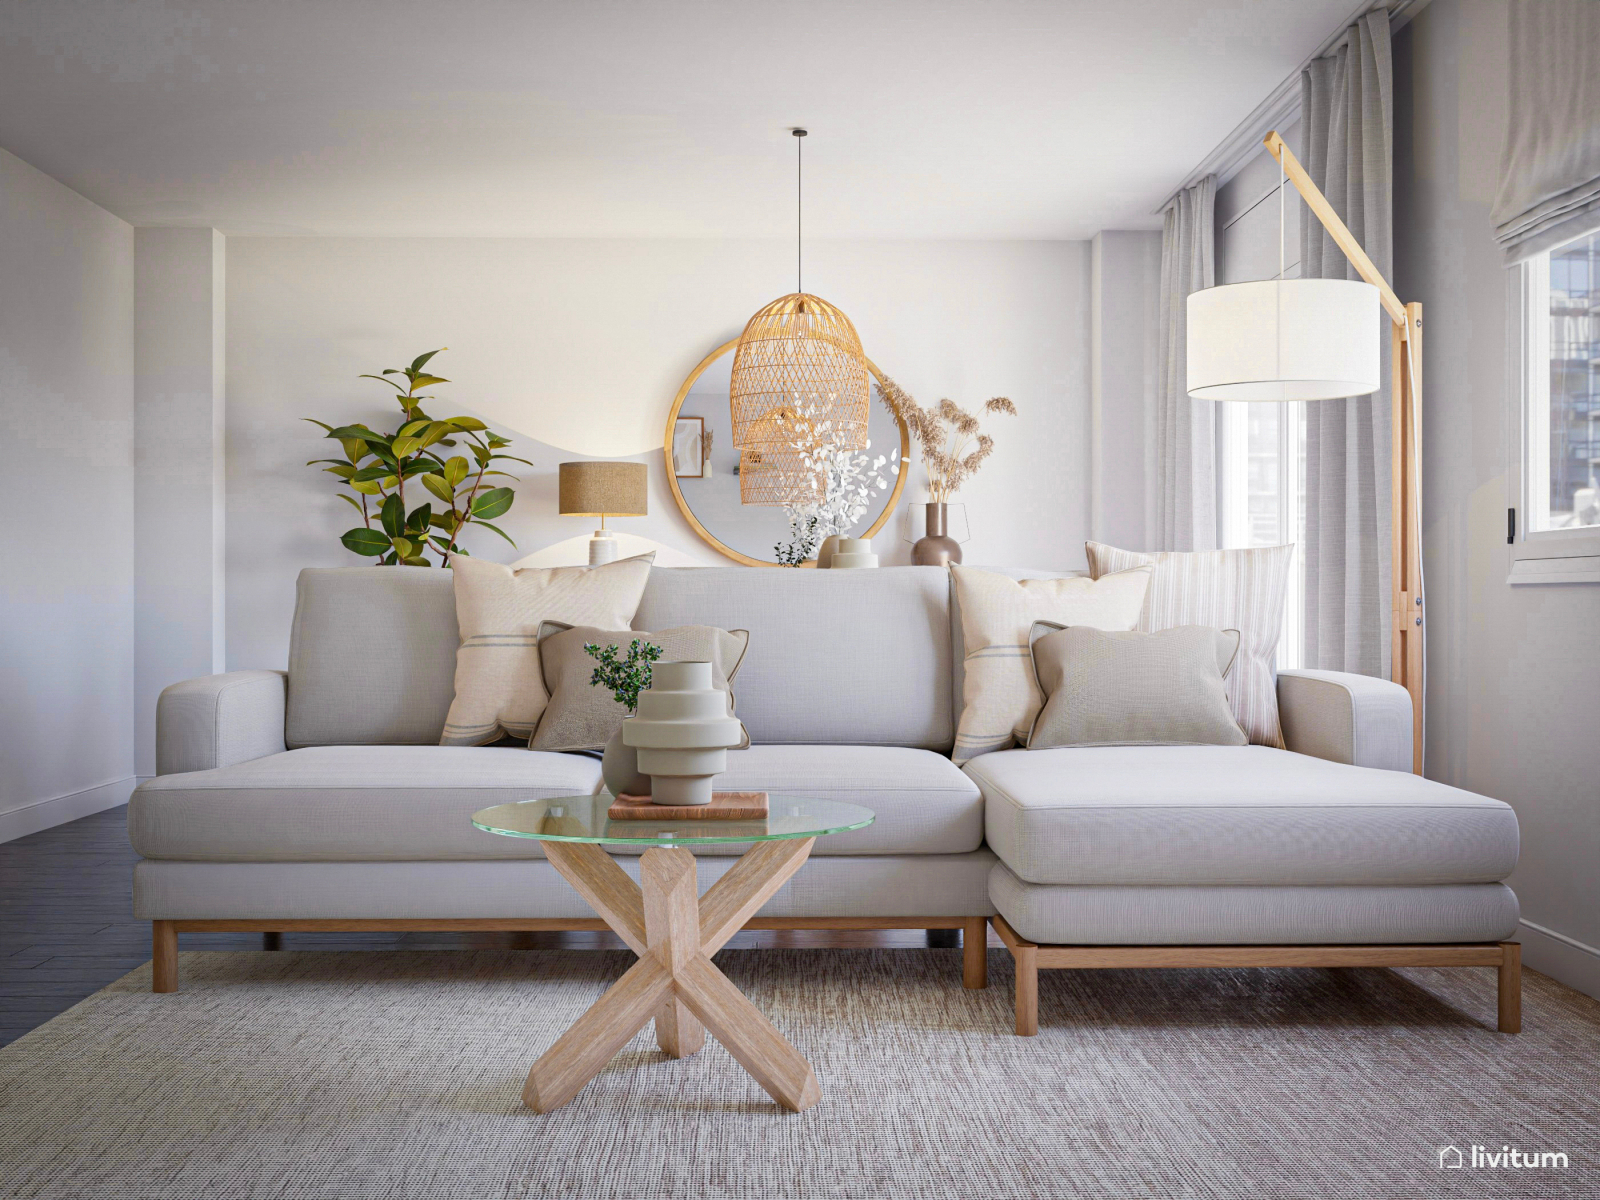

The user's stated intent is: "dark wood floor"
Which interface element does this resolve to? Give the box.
[0,805,974,1047]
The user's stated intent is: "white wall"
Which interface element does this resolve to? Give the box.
[0,146,136,839]
[1090,230,1161,550]
[224,236,1090,672]
[1395,0,1600,998]
[134,228,226,779]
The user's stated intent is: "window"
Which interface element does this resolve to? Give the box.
[1219,398,1304,669]
[1511,225,1600,583]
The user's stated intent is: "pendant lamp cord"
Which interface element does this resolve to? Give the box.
[795,129,805,294]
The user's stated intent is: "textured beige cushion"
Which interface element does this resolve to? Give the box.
[1086,541,1292,747]
[530,623,751,752]
[948,563,1151,763]
[1027,624,1245,749]
[440,554,654,745]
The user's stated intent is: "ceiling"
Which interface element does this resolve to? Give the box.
[0,0,1362,239]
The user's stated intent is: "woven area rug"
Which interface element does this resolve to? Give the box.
[2,949,1598,1199]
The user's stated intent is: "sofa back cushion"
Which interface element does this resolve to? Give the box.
[286,563,954,750]
[286,567,460,748]
[633,566,953,750]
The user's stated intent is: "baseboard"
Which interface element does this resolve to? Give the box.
[1518,919,1600,1002]
[0,776,136,844]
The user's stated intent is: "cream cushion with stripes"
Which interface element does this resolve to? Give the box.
[440,554,654,746]
[949,563,1151,764]
[1085,541,1293,747]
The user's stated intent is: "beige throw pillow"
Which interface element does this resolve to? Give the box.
[530,623,751,752]
[1085,541,1292,747]
[949,563,1152,763]
[1026,623,1246,749]
[440,554,654,746]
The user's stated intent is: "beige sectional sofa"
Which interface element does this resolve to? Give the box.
[129,565,1522,1032]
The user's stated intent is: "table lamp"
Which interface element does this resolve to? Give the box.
[558,461,648,565]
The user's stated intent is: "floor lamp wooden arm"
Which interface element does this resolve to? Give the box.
[1263,130,1426,775]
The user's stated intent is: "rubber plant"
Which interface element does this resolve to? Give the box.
[305,349,531,566]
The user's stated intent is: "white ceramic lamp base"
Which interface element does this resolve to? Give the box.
[588,529,619,565]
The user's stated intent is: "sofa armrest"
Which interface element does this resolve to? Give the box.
[155,670,288,775]
[1276,669,1412,772]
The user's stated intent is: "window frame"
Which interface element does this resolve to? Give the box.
[1507,235,1600,585]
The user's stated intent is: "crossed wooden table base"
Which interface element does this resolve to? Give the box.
[527,836,820,1113]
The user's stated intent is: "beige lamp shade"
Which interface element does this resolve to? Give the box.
[729,292,870,453]
[558,461,648,517]
[1186,278,1381,402]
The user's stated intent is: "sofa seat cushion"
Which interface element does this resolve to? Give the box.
[609,745,984,857]
[988,863,1521,945]
[967,746,1519,887]
[129,746,603,862]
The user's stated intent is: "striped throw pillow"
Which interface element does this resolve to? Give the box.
[1085,541,1293,747]
[441,553,654,746]
[949,563,1152,764]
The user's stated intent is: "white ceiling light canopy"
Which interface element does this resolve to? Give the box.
[1186,276,1381,402]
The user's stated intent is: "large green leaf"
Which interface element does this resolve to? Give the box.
[351,464,394,483]
[445,416,486,431]
[419,421,456,448]
[488,454,534,466]
[359,373,406,392]
[390,536,415,559]
[391,435,422,459]
[380,494,405,538]
[470,443,491,467]
[340,527,391,556]
[400,555,432,567]
[471,518,517,548]
[444,456,470,487]
[336,493,366,515]
[470,487,514,520]
[430,510,459,531]
[349,478,383,495]
[410,374,449,390]
[303,418,334,431]
[322,464,358,479]
[421,473,455,504]
[406,502,432,533]
[409,349,445,373]
[398,419,431,437]
[339,437,371,463]
[401,459,439,478]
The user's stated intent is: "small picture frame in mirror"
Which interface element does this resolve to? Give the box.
[672,416,705,478]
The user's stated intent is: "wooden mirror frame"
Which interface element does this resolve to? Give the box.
[663,337,911,567]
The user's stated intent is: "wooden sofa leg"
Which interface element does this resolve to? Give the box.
[262,932,283,951]
[962,916,988,989]
[1014,942,1038,1036]
[1498,942,1522,1034]
[152,921,178,993]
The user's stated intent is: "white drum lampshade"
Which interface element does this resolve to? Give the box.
[1186,278,1381,402]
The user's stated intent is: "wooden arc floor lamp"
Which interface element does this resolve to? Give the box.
[1187,130,1424,774]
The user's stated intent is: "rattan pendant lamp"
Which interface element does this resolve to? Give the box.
[729,129,870,499]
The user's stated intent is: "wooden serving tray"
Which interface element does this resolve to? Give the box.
[609,791,769,821]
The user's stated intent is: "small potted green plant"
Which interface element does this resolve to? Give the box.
[586,639,664,797]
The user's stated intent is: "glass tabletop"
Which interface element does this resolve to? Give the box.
[472,794,875,846]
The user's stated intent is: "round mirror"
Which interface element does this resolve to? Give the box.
[664,338,910,566]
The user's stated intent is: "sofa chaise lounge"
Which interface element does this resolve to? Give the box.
[129,565,1522,1033]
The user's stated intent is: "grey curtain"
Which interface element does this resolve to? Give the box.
[1300,11,1393,678]
[1156,176,1217,551]
[1492,0,1600,262]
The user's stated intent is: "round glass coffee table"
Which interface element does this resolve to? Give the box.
[473,793,874,1114]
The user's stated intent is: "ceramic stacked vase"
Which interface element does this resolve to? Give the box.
[622,661,744,805]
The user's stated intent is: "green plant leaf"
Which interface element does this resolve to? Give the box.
[430,511,459,531]
[360,373,407,392]
[398,419,431,437]
[470,443,491,467]
[339,437,371,463]
[444,456,470,487]
[391,435,422,458]
[488,453,534,466]
[421,473,455,503]
[400,459,438,478]
[326,424,379,441]
[410,374,449,390]
[479,470,519,479]
[307,457,347,466]
[323,465,358,479]
[471,518,518,548]
[390,536,415,559]
[406,502,432,532]
[409,349,445,373]
[445,416,486,431]
[336,493,366,515]
[470,487,514,520]
[380,494,405,537]
[400,555,432,567]
[380,551,399,565]
[429,536,456,554]
[418,421,456,448]
[350,478,383,495]
[340,527,391,556]
[351,464,394,482]
[303,418,334,431]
